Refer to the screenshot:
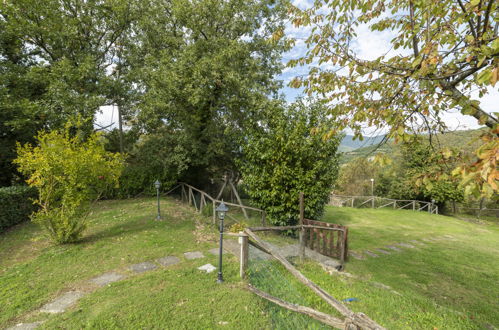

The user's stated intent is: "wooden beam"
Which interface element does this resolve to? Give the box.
[216,178,227,200]
[299,192,305,261]
[244,229,385,329]
[302,225,345,232]
[248,225,301,232]
[240,233,248,279]
[247,285,345,329]
[229,180,248,219]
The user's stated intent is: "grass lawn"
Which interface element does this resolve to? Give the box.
[1,199,498,329]
[0,197,269,329]
[295,207,498,329]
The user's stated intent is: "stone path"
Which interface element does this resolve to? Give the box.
[348,235,455,261]
[8,234,455,329]
[8,249,211,330]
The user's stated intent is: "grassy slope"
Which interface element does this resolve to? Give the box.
[0,198,269,329]
[2,199,498,329]
[300,207,499,329]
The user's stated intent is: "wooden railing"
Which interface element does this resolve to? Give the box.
[174,182,268,225]
[330,195,439,214]
[303,219,348,263]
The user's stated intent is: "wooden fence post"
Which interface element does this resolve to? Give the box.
[212,200,216,224]
[413,201,416,211]
[261,211,267,226]
[239,232,248,279]
[299,192,305,262]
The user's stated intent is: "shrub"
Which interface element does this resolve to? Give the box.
[15,123,124,243]
[239,100,341,226]
[0,186,38,232]
[102,126,190,199]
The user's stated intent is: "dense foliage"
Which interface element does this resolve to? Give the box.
[127,0,288,185]
[336,138,465,205]
[105,127,190,198]
[15,124,124,243]
[287,0,498,196]
[0,186,37,232]
[240,100,340,226]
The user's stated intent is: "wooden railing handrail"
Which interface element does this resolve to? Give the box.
[177,182,264,213]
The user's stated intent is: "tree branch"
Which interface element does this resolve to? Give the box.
[409,0,419,57]
[456,0,477,39]
[439,81,498,128]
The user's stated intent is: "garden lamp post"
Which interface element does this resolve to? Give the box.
[154,180,161,220]
[216,201,229,283]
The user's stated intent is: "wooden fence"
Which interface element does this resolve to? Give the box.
[330,195,439,214]
[303,219,348,263]
[243,226,382,329]
[175,182,268,225]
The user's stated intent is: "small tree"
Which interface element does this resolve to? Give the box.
[15,123,124,243]
[239,100,340,226]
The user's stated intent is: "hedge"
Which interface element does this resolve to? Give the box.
[0,186,38,233]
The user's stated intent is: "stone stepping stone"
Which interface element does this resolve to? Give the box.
[348,251,365,260]
[90,272,125,287]
[385,245,402,251]
[375,248,391,255]
[208,248,225,256]
[39,291,85,313]
[396,242,415,249]
[129,262,157,273]
[157,256,181,267]
[184,251,205,260]
[197,263,216,273]
[6,321,44,330]
[364,250,379,258]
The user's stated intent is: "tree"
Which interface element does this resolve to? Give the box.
[108,126,191,198]
[287,0,498,195]
[239,100,341,226]
[336,157,378,196]
[15,121,124,243]
[0,13,50,186]
[128,0,288,185]
[0,0,139,185]
[384,140,465,205]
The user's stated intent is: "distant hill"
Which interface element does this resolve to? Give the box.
[339,134,386,151]
[339,129,484,164]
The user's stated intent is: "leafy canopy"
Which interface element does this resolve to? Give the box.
[286,0,498,196]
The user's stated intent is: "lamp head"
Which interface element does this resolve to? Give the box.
[216,201,229,220]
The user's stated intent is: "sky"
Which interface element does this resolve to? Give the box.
[96,0,498,135]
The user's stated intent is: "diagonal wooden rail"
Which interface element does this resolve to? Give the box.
[170,182,268,225]
[245,227,384,330]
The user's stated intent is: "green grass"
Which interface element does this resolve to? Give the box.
[0,197,270,329]
[305,207,499,329]
[2,199,498,329]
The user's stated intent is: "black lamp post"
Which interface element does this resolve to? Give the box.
[216,201,229,283]
[154,180,161,220]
